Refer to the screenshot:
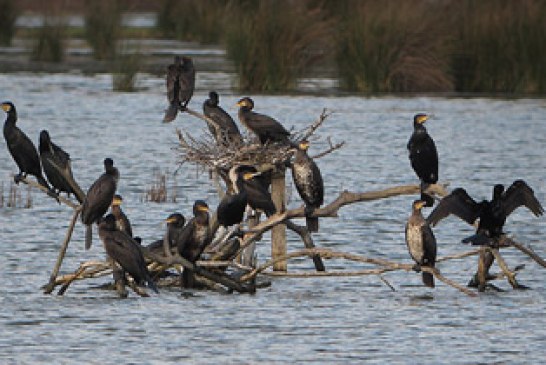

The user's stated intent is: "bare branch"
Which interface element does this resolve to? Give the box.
[18,176,79,209]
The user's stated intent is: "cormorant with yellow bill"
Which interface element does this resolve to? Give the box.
[39,130,85,203]
[291,140,324,232]
[217,166,248,228]
[147,213,186,257]
[236,97,290,144]
[81,158,119,250]
[110,194,132,237]
[177,200,212,288]
[2,101,56,197]
[407,113,438,207]
[405,200,437,288]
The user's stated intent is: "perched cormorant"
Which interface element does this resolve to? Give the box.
[2,102,54,194]
[291,140,324,232]
[39,130,85,203]
[405,200,437,288]
[236,97,290,144]
[240,168,276,217]
[81,158,119,250]
[163,55,195,122]
[407,113,438,207]
[216,166,248,227]
[110,194,132,237]
[98,214,158,294]
[203,91,242,146]
[427,180,543,288]
[177,200,212,288]
[147,213,186,257]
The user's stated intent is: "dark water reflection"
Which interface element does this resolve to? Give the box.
[1,74,545,364]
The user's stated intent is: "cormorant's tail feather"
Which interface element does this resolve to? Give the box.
[306,217,319,232]
[422,272,435,288]
[163,103,178,123]
[85,225,92,250]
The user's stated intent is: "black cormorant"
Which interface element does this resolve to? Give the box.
[163,55,195,122]
[216,166,248,227]
[98,214,158,294]
[2,102,54,194]
[177,200,212,288]
[407,113,438,207]
[110,194,132,237]
[236,97,290,144]
[147,213,186,257]
[240,168,276,217]
[291,140,324,232]
[81,158,119,250]
[405,200,437,288]
[203,91,242,146]
[427,180,543,289]
[39,130,85,203]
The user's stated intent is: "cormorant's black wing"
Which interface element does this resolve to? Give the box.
[176,218,195,255]
[502,180,544,217]
[166,63,180,104]
[426,188,481,226]
[104,231,148,284]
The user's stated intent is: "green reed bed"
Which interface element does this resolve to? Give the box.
[30,19,66,62]
[224,0,333,92]
[0,0,19,46]
[84,0,122,60]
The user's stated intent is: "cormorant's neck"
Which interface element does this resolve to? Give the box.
[4,111,17,126]
[413,122,426,131]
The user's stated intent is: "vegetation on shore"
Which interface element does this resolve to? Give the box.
[3,0,546,94]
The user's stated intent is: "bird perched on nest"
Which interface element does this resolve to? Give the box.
[81,158,119,250]
[407,113,438,207]
[236,97,291,144]
[2,101,57,199]
[405,200,437,288]
[39,130,85,203]
[163,55,195,122]
[291,140,324,232]
[203,91,242,146]
[427,179,543,289]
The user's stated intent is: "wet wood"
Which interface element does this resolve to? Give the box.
[270,169,287,271]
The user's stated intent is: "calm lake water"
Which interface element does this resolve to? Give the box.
[1,73,545,364]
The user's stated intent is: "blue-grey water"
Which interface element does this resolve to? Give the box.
[0,73,545,364]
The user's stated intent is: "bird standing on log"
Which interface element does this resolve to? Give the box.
[236,97,290,144]
[203,91,242,146]
[177,200,212,288]
[405,200,437,288]
[239,167,276,217]
[163,56,195,122]
[216,166,248,228]
[291,140,324,232]
[81,158,119,250]
[407,113,438,207]
[110,194,133,237]
[427,180,543,289]
[39,130,85,203]
[146,213,186,257]
[2,101,57,198]
[98,214,158,294]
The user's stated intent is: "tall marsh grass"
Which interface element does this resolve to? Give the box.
[30,19,66,62]
[112,49,142,92]
[0,0,19,46]
[157,0,228,44]
[84,0,122,60]
[224,0,333,92]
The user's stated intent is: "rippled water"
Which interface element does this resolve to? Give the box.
[1,73,545,364]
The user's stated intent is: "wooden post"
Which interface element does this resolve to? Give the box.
[271,168,287,271]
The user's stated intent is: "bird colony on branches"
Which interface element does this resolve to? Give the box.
[1,54,544,298]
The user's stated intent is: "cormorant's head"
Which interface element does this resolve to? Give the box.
[209,91,219,105]
[236,97,254,110]
[166,212,185,227]
[242,170,261,181]
[412,200,426,211]
[493,184,504,199]
[39,130,51,144]
[181,56,193,68]
[413,113,429,126]
[1,101,16,117]
[111,194,123,207]
[298,140,310,151]
[193,200,209,215]
[104,158,114,168]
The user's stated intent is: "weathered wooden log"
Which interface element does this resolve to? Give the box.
[271,169,287,271]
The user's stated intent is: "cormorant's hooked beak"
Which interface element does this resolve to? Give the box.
[1,103,11,112]
[196,205,209,213]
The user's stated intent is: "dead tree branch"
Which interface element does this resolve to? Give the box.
[19,176,79,209]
